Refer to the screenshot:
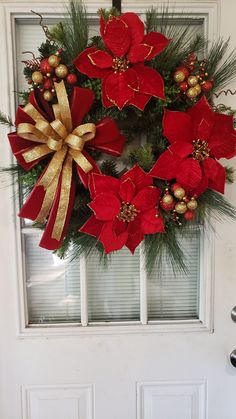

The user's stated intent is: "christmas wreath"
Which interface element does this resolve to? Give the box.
[2,1,236,272]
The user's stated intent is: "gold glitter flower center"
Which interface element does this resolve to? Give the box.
[117,202,139,223]
[112,57,129,73]
[192,139,210,161]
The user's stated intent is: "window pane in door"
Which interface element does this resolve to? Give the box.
[25,234,81,324]
[147,230,201,320]
[87,249,140,322]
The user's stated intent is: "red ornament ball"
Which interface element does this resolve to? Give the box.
[184,210,195,221]
[43,78,53,90]
[177,66,189,79]
[160,200,175,212]
[171,183,182,192]
[179,81,189,92]
[40,58,54,75]
[201,80,213,92]
[66,73,78,85]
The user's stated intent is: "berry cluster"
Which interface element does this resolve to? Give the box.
[28,50,78,101]
[160,183,198,224]
[173,53,213,100]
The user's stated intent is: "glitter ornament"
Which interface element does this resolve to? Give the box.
[201,80,213,92]
[179,81,189,92]
[43,78,53,90]
[187,75,198,87]
[171,183,182,192]
[173,187,186,200]
[48,54,61,68]
[32,71,44,84]
[186,87,198,99]
[160,200,175,212]
[162,193,174,205]
[55,64,69,79]
[194,84,202,95]
[66,73,78,85]
[184,210,195,220]
[43,90,53,101]
[187,198,198,210]
[175,201,187,214]
[173,70,186,83]
[40,58,54,75]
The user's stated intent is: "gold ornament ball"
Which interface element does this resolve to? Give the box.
[173,70,185,83]
[173,187,186,200]
[55,64,69,79]
[187,75,198,87]
[32,71,44,84]
[162,193,174,205]
[194,84,202,95]
[43,90,53,102]
[48,54,61,68]
[187,198,198,210]
[175,201,187,214]
[186,87,198,99]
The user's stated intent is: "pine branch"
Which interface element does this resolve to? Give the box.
[129,144,155,171]
[205,38,236,90]
[144,227,188,275]
[0,111,14,128]
[145,7,206,73]
[197,189,236,222]
[50,0,88,62]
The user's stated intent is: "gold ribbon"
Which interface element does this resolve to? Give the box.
[17,80,96,241]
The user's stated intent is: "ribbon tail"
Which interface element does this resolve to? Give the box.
[19,164,59,221]
[75,150,101,188]
[39,155,76,250]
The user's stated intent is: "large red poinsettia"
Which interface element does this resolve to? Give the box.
[150,96,236,195]
[80,165,165,253]
[74,13,170,110]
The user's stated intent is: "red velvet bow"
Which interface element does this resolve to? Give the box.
[8,85,125,250]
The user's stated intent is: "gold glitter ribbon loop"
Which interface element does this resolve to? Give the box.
[17,80,97,242]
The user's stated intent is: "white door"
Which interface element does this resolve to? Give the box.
[0,1,236,419]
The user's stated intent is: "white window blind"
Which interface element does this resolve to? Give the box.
[148,231,200,320]
[16,16,204,326]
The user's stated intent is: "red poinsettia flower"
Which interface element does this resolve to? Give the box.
[150,96,236,195]
[80,165,165,254]
[74,13,170,110]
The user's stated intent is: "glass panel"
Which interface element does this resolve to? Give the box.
[147,230,201,320]
[87,248,140,322]
[25,234,81,324]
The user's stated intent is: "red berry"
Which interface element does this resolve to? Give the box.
[179,81,189,92]
[184,210,195,221]
[66,73,78,85]
[40,58,54,75]
[43,78,53,90]
[201,80,213,92]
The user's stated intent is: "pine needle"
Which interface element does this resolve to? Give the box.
[50,0,88,62]
[0,111,14,128]
[145,7,206,73]
[144,229,188,276]
[205,38,236,90]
